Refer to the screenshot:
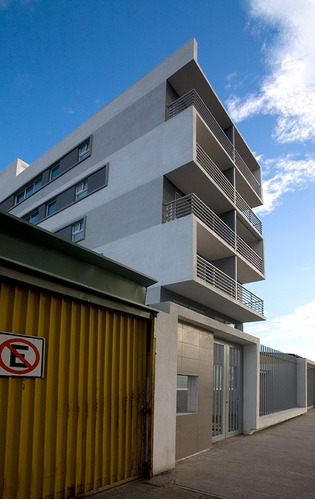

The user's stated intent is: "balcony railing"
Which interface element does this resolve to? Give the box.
[197,255,264,315]
[168,89,261,197]
[164,194,263,274]
[196,144,262,234]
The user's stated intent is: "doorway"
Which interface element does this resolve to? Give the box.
[212,341,242,441]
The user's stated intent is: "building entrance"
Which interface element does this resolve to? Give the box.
[212,341,242,441]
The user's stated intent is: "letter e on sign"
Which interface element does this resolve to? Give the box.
[0,332,45,378]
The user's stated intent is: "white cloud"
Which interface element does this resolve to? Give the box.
[245,300,315,358]
[227,0,315,144]
[63,107,75,115]
[225,72,238,90]
[256,153,315,214]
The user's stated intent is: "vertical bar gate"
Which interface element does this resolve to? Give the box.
[260,345,297,416]
[212,342,241,440]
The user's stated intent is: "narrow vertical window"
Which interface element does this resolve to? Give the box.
[28,211,39,224]
[176,375,198,413]
[50,164,60,180]
[78,142,90,161]
[75,180,88,200]
[46,200,57,216]
[72,219,85,242]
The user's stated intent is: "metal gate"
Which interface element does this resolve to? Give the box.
[307,367,315,408]
[212,341,242,441]
[0,280,153,499]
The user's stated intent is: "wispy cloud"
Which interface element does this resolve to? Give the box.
[0,0,12,8]
[256,153,315,214]
[63,107,75,115]
[224,72,238,90]
[0,0,39,9]
[246,300,315,346]
[227,0,315,144]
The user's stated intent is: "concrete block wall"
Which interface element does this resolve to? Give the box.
[176,322,213,460]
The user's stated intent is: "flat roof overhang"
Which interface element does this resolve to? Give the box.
[168,60,233,130]
[0,211,157,318]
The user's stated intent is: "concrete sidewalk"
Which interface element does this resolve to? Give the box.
[90,409,315,499]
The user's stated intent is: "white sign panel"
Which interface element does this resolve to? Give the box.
[0,332,45,378]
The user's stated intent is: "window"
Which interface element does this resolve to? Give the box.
[75,180,88,200]
[26,211,39,224]
[176,375,198,414]
[50,164,60,180]
[34,178,42,192]
[25,185,34,197]
[16,191,25,204]
[72,219,85,242]
[15,177,42,204]
[78,142,89,161]
[46,200,57,216]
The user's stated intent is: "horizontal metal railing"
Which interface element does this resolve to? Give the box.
[196,255,264,315]
[164,194,263,273]
[196,144,235,202]
[168,89,261,197]
[235,191,263,234]
[260,346,297,416]
[196,144,262,234]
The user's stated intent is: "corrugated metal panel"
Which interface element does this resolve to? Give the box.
[0,280,152,499]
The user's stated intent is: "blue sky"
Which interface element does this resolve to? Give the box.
[1,0,314,359]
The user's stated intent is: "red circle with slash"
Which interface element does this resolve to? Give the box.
[0,338,40,375]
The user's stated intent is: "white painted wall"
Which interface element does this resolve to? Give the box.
[243,342,260,434]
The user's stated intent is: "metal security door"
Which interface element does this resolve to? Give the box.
[0,281,153,499]
[212,342,242,441]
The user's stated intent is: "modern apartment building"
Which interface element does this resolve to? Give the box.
[0,39,265,474]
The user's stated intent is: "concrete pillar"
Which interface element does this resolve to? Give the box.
[152,308,178,474]
[243,342,259,434]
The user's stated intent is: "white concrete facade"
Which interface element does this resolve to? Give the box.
[1,39,269,473]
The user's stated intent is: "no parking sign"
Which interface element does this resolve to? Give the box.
[0,332,45,378]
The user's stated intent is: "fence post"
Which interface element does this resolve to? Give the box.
[297,358,307,408]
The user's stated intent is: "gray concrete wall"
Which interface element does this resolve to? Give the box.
[81,178,164,247]
[91,83,166,164]
[93,215,195,299]
[18,106,194,239]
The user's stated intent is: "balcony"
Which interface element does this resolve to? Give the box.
[168,89,262,199]
[162,249,265,322]
[196,144,262,235]
[164,194,263,275]
[197,255,264,316]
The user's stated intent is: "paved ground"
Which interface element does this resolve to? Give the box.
[89,409,315,499]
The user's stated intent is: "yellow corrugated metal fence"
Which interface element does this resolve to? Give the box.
[0,280,152,498]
